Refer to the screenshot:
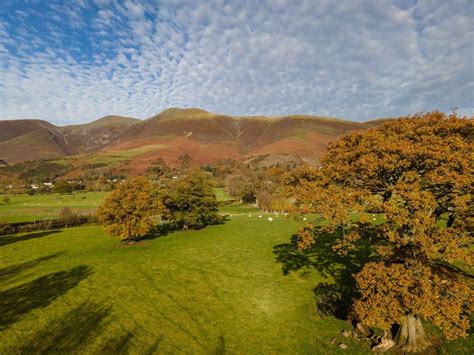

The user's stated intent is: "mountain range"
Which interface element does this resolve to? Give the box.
[0,108,379,174]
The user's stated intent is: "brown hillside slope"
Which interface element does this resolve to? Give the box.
[0,116,138,164]
[0,119,57,142]
[60,115,139,153]
[106,108,371,172]
[0,126,73,164]
[0,108,373,169]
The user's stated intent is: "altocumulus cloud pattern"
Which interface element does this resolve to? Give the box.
[0,0,472,124]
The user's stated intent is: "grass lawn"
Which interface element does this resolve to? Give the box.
[0,192,107,223]
[1,216,371,354]
[1,217,471,354]
[0,191,257,223]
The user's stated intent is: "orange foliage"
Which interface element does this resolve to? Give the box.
[289,112,473,339]
[97,177,163,241]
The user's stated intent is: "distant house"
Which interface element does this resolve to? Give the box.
[43,182,53,187]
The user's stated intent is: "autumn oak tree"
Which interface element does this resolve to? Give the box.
[97,177,163,241]
[288,112,473,352]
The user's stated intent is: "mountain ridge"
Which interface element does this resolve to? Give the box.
[0,108,375,170]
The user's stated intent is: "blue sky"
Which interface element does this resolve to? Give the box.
[0,0,472,124]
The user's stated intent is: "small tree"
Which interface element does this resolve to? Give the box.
[162,171,219,230]
[59,207,75,227]
[289,112,473,352]
[97,177,163,241]
[224,167,259,203]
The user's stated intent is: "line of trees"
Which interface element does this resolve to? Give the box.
[97,171,219,242]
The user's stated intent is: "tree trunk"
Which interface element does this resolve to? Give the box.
[447,214,455,227]
[393,315,431,352]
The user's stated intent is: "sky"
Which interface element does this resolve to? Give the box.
[0,0,472,125]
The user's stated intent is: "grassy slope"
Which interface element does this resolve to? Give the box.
[0,192,107,223]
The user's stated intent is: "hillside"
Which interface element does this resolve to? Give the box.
[0,108,373,172]
[107,108,370,172]
[60,115,139,153]
[0,116,138,164]
[0,120,72,163]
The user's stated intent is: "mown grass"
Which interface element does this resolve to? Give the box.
[1,216,470,353]
[0,189,260,225]
[0,193,471,353]
[0,217,370,354]
[0,192,107,223]
[0,191,256,223]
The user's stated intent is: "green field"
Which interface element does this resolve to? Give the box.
[1,216,471,354]
[0,192,107,223]
[0,190,249,223]
[213,187,233,202]
[0,216,359,354]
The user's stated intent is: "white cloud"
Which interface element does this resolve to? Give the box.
[0,0,472,124]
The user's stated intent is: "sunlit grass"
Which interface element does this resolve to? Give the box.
[0,217,370,354]
[0,211,471,352]
[0,192,107,223]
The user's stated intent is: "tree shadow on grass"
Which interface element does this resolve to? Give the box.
[273,228,373,319]
[0,252,65,283]
[0,265,92,329]
[212,334,226,355]
[99,332,165,355]
[139,223,177,241]
[15,300,165,354]
[18,301,111,354]
[0,230,61,247]
[140,217,228,242]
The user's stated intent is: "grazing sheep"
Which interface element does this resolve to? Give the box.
[268,217,273,222]
[259,215,262,218]
[303,217,307,221]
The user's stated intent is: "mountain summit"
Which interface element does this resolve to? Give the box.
[0,108,373,170]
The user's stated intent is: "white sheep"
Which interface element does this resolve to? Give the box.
[268,217,273,222]
[259,215,262,218]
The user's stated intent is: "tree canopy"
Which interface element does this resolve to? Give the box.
[288,112,473,352]
[97,177,163,241]
[162,171,219,230]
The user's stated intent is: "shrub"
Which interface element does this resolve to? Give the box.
[59,207,76,227]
